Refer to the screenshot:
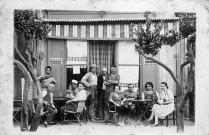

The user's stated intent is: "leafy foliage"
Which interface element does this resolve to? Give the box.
[178,13,196,56]
[14,10,51,40]
[133,12,196,57]
[133,12,165,55]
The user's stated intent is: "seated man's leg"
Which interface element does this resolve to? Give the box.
[130,104,136,113]
[59,106,65,121]
[45,107,57,124]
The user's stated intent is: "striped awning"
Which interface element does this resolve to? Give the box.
[43,17,179,23]
[47,20,179,40]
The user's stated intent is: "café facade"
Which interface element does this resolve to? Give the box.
[14,10,188,98]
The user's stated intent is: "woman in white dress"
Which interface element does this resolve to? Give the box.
[148,82,174,126]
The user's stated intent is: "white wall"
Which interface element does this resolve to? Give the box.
[159,45,177,95]
[117,41,139,84]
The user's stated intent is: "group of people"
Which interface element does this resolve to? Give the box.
[38,64,175,127]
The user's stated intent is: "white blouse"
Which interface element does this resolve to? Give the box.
[156,89,174,103]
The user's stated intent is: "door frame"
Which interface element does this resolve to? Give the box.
[47,39,67,97]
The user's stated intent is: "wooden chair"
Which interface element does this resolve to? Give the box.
[63,101,86,126]
[160,96,177,127]
[105,102,118,126]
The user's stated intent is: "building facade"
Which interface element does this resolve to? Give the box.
[14,10,188,99]
[36,10,187,97]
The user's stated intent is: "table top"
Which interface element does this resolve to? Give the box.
[132,99,154,102]
[53,97,69,101]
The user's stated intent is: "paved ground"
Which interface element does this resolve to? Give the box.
[12,118,194,135]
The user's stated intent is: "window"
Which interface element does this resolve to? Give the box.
[117,41,140,91]
[66,41,87,88]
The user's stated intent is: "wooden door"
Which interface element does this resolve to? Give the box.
[141,58,159,91]
[47,39,66,97]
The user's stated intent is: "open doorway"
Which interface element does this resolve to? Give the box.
[89,40,116,75]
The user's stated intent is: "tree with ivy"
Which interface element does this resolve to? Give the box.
[14,9,51,131]
[132,12,195,133]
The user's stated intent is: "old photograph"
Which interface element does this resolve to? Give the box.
[1,0,209,135]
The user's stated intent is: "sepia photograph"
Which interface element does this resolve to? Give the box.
[1,0,209,135]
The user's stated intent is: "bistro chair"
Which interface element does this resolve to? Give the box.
[63,101,86,126]
[13,107,22,123]
[160,96,177,127]
[105,101,118,126]
[13,99,22,124]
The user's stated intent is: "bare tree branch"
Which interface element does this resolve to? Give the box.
[14,46,30,67]
[138,50,182,96]
[14,46,41,95]
[14,59,30,131]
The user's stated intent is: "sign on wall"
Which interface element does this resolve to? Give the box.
[50,58,62,64]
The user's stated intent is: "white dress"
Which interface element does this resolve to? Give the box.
[152,89,174,119]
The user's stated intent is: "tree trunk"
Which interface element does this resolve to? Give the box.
[14,60,30,131]
[177,91,189,132]
[14,46,43,131]
[177,104,184,132]
[138,51,186,132]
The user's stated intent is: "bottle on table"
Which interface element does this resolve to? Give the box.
[136,89,140,99]
[141,92,145,100]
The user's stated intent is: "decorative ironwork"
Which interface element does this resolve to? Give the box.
[67,57,87,61]
[119,83,138,88]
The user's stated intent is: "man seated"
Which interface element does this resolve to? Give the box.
[122,84,137,112]
[60,81,89,120]
[42,82,57,127]
[65,79,79,99]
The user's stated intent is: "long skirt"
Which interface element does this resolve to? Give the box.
[152,103,174,119]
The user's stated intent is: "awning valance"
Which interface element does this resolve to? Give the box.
[47,21,179,40]
[43,17,179,23]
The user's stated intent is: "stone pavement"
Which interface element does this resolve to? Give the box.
[12,118,194,135]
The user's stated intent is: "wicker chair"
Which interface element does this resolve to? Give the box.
[105,102,118,126]
[63,101,86,126]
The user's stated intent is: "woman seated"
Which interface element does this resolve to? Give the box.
[60,82,87,120]
[109,85,128,126]
[144,82,157,100]
[143,82,158,119]
[147,82,174,126]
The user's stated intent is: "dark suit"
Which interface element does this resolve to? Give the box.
[96,75,106,119]
[43,90,57,124]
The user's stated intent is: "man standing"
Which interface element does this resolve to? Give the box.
[39,66,56,91]
[42,82,57,127]
[81,64,98,122]
[103,65,120,122]
[97,67,108,120]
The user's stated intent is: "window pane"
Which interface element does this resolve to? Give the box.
[67,40,87,65]
[118,66,139,84]
[118,41,139,64]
